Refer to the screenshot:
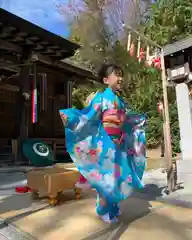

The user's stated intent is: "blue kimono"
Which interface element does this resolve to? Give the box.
[59,88,146,219]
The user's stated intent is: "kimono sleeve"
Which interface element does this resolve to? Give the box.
[59,92,103,133]
[125,108,147,128]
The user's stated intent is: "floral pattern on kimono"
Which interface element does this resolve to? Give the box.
[59,88,146,204]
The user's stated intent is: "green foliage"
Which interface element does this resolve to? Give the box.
[68,0,192,155]
[72,87,86,109]
[72,81,103,109]
[143,0,192,154]
[106,42,164,148]
[144,0,192,44]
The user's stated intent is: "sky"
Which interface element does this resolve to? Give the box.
[0,0,70,38]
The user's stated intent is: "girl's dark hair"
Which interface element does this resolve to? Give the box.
[98,64,124,82]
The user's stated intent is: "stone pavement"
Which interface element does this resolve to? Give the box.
[0,168,191,239]
[141,169,192,208]
[1,194,191,240]
[0,221,32,240]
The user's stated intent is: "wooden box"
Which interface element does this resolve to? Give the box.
[27,167,81,205]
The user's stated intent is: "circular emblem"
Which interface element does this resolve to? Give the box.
[32,143,49,157]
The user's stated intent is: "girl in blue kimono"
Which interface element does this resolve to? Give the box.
[59,64,146,223]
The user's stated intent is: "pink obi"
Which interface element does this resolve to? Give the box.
[102,110,125,143]
[103,127,121,135]
[102,109,125,125]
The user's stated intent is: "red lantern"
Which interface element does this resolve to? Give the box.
[154,57,161,69]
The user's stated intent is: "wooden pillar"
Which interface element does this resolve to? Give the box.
[67,80,72,108]
[51,99,55,136]
[14,65,31,162]
[11,139,18,163]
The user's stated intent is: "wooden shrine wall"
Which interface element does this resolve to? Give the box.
[0,72,70,139]
[28,72,68,138]
[0,87,18,138]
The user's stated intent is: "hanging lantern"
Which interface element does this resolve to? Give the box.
[127,32,131,52]
[145,46,150,66]
[139,47,145,62]
[151,48,161,69]
[31,64,38,124]
[154,57,161,69]
[32,77,37,124]
[137,36,141,61]
[129,43,135,57]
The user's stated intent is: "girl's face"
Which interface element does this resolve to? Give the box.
[103,71,123,91]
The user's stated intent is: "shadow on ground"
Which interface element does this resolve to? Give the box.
[134,183,192,209]
[82,184,164,240]
[1,183,191,240]
[0,190,93,222]
[82,197,152,240]
[84,209,192,240]
[81,184,192,240]
[133,183,164,200]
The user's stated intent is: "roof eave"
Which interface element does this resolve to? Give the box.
[163,36,192,56]
[0,8,80,53]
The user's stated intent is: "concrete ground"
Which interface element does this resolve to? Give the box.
[0,167,191,240]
